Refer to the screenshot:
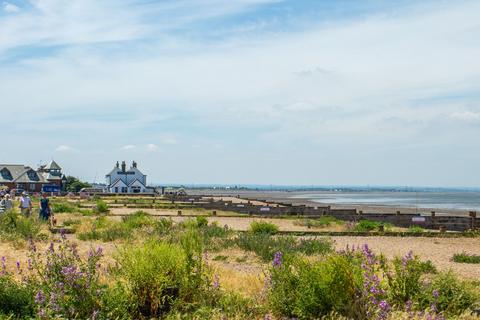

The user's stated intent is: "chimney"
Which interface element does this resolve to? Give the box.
[116,161,119,168]
[121,161,126,172]
[132,161,137,168]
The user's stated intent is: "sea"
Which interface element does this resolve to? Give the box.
[180,184,480,211]
[291,191,480,211]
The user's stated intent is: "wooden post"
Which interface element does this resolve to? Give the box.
[469,211,477,229]
[177,210,182,216]
[212,210,217,216]
[439,225,446,233]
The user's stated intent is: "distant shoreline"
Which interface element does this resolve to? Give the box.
[187,189,478,216]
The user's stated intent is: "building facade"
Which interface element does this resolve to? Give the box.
[105,161,148,193]
[0,160,67,193]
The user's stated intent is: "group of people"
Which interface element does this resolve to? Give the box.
[0,191,53,221]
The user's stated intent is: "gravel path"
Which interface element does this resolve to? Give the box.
[333,236,480,279]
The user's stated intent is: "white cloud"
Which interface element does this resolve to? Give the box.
[0,1,479,185]
[450,111,480,122]
[146,144,159,152]
[55,145,78,152]
[121,144,136,150]
[3,2,19,13]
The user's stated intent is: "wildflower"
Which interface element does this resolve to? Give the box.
[273,251,283,267]
[35,290,46,305]
[213,274,220,289]
[402,250,414,268]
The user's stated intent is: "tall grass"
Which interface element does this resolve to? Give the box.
[0,210,40,241]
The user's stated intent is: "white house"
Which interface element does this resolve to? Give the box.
[105,161,148,193]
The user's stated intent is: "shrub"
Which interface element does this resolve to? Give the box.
[249,221,279,235]
[385,251,436,306]
[418,271,478,316]
[116,241,186,317]
[78,217,131,242]
[268,254,360,319]
[0,210,40,241]
[51,201,77,213]
[352,220,392,232]
[95,200,109,213]
[154,218,174,235]
[195,216,209,227]
[293,216,343,228]
[235,233,332,261]
[453,252,480,264]
[122,211,155,229]
[408,226,424,233]
[0,275,35,318]
[26,236,106,319]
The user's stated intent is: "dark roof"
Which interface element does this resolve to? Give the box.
[0,165,45,183]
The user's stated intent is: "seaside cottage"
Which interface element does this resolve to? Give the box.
[105,161,148,193]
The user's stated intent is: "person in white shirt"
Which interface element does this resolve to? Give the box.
[0,194,13,213]
[19,192,33,217]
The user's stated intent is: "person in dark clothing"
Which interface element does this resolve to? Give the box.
[39,193,52,221]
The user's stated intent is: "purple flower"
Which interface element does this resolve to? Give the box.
[273,251,283,267]
[433,289,440,299]
[213,274,220,289]
[35,290,46,305]
[402,250,414,268]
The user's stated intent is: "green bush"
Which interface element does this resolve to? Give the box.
[268,254,360,319]
[122,211,155,229]
[408,225,424,233]
[78,217,131,242]
[352,220,392,232]
[95,200,109,213]
[385,252,436,305]
[0,210,40,241]
[235,233,332,261]
[294,216,343,228]
[195,216,209,227]
[0,275,35,318]
[154,218,174,235]
[453,252,480,264]
[51,201,77,213]
[419,271,478,316]
[249,221,279,235]
[115,241,188,318]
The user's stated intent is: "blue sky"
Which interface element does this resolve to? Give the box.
[0,0,479,187]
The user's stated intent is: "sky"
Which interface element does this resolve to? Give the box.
[0,0,479,187]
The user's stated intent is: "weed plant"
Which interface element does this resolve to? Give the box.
[453,252,480,264]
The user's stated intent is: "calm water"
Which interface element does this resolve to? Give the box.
[292,192,480,211]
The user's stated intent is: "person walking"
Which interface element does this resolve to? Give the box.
[39,193,52,221]
[0,194,13,213]
[19,192,33,217]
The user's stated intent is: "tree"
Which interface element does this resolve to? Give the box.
[65,176,91,192]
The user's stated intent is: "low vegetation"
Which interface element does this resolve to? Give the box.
[293,216,344,228]
[349,219,393,232]
[249,221,279,235]
[0,197,479,319]
[453,252,480,264]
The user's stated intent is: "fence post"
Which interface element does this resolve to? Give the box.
[470,211,477,229]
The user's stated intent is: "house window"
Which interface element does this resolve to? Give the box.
[115,187,119,193]
[122,187,128,193]
[30,184,36,191]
